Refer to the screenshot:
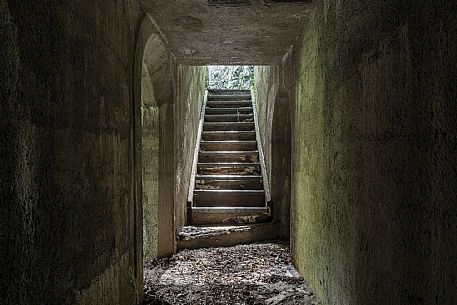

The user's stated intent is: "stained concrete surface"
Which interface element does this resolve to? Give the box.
[1,1,140,304]
[0,1,205,304]
[140,0,314,65]
[142,58,161,260]
[254,66,291,239]
[287,1,457,305]
[173,65,207,231]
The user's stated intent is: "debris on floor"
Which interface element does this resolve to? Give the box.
[143,242,320,305]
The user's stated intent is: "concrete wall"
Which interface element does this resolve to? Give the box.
[0,1,142,304]
[289,1,457,305]
[173,65,207,230]
[254,66,291,238]
[141,59,160,260]
[0,1,206,304]
[138,21,206,254]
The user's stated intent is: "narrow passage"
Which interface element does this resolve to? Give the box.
[143,242,320,305]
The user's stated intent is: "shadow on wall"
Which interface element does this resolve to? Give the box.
[134,17,176,264]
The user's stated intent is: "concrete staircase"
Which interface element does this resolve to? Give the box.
[187,89,271,225]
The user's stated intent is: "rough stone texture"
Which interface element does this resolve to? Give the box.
[135,16,207,260]
[0,1,141,304]
[254,66,292,239]
[142,58,160,260]
[173,65,207,231]
[0,2,205,304]
[140,0,314,65]
[289,1,457,305]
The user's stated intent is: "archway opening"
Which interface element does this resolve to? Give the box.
[137,26,175,266]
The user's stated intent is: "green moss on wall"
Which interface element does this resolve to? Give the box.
[290,1,457,305]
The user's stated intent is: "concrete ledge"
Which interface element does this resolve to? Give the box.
[177,222,280,250]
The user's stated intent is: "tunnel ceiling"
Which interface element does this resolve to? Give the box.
[140,0,314,65]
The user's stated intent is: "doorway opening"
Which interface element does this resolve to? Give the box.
[207,65,255,90]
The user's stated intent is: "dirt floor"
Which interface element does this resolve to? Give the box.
[143,242,320,305]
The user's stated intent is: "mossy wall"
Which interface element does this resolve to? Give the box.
[290,1,457,305]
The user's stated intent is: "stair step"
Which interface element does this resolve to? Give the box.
[197,163,261,175]
[205,114,253,122]
[202,131,256,141]
[203,122,255,131]
[207,101,252,108]
[208,95,251,101]
[200,141,257,151]
[193,190,265,207]
[191,207,268,214]
[205,107,253,115]
[199,151,259,163]
[196,175,263,190]
[209,89,251,94]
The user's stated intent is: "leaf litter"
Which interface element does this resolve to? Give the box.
[143,242,320,305]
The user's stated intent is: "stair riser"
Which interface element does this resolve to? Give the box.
[203,123,255,131]
[199,152,259,163]
[205,108,253,115]
[205,115,253,122]
[202,132,256,141]
[196,179,263,190]
[198,165,261,175]
[208,95,251,101]
[200,142,257,151]
[193,192,265,207]
[207,102,252,108]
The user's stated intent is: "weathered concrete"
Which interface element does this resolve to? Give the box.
[0,2,206,304]
[177,223,279,250]
[3,1,457,305]
[141,34,166,260]
[135,16,206,260]
[173,65,207,231]
[254,66,291,239]
[1,1,141,304]
[140,0,314,65]
[288,1,457,305]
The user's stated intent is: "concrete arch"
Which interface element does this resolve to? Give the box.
[133,16,176,273]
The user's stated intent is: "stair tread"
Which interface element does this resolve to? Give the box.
[197,163,261,167]
[207,100,251,103]
[208,95,251,100]
[194,189,264,193]
[196,175,263,179]
[204,122,254,125]
[203,131,255,134]
[192,207,268,212]
[200,140,257,143]
[200,150,258,153]
[205,114,253,116]
[206,107,253,110]
[197,163,261,175]
[207,101,252,107]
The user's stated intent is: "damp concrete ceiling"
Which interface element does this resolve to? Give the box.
[140,0,314,65]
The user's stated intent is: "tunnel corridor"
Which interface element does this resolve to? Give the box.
[2,1,457,305]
